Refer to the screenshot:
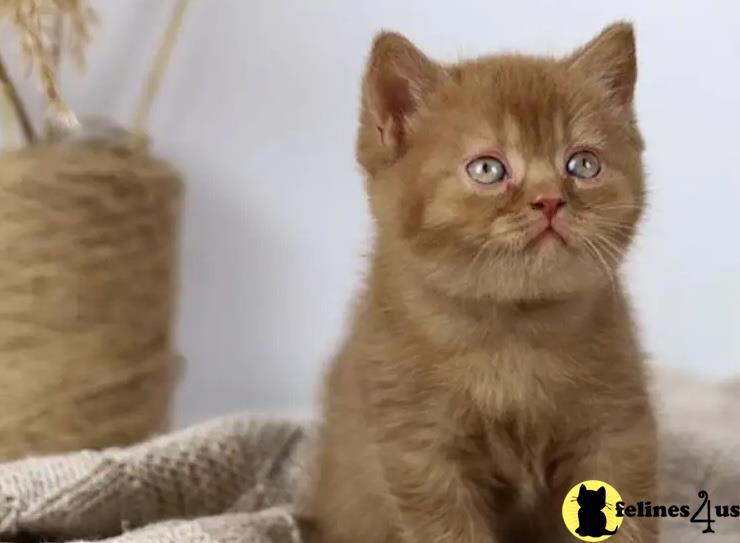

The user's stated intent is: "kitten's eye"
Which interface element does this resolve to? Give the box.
[566,150,601,179]
[466,156,507,184]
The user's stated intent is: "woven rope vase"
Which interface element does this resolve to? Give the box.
[0,137,183,460]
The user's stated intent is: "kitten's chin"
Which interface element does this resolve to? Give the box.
[525,226,569,250]
[416,250,610,303]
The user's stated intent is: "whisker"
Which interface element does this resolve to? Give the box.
[585,210,636,218]
[475,250,491,298]
[573,216,635,248]
[576,215,635,232]
[490,221,534,238]
[585,200,643,211]
[578,233,617,292]
[598,232,628,259]
[463,238,493,288]
[588,204,642,211]
[585,217,634,230]
[591,233,625,265]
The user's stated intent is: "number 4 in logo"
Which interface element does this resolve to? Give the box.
[690,491,715,533]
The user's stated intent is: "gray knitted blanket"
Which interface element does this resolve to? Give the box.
[0,370,737,543]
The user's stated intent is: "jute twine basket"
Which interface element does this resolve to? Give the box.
[0,1,190,460]
[0,137,183,460]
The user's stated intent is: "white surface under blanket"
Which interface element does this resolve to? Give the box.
[0,370,737,543]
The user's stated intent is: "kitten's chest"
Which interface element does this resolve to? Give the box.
[448,344,594,494]
[454,342,587,418]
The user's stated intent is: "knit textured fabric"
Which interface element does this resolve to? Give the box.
[0,418,307,543]
[0,370,737,542]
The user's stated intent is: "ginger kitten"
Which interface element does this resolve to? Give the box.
[308,23,658,543]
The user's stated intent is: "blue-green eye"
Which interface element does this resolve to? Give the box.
[566,150,601,179]
[466,156,507,184]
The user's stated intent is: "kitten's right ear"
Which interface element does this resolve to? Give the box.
[359,32,443,165]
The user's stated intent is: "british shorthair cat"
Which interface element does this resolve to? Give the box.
[307,22,658,543]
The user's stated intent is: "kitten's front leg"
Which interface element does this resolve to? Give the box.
[574,415,660,543]
[371,391,497,543]
[379,443,497,543]
[608,464,660,543]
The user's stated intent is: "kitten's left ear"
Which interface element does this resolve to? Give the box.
[567,22,637,108]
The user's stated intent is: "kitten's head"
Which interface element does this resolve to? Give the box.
[577,484,607,510]
[358,23,644,302]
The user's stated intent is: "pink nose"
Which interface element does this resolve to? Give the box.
[531,197,566,221]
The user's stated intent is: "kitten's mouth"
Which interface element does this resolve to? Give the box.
[527,226,567,248]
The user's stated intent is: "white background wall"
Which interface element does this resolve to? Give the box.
[2,1,738,425]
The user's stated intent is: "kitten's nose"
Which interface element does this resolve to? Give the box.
[530,197,566,221]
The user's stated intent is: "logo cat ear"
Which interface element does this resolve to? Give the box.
[566,22,637,109]
[359,32,445,169]
[597,486,607,498]
[579,484,588,496]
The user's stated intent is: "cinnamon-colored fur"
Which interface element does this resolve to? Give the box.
[307,23,658,543]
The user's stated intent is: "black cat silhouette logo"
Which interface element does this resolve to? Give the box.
[562,480,624,541]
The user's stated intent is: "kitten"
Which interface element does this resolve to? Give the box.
[306,22,658,543]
